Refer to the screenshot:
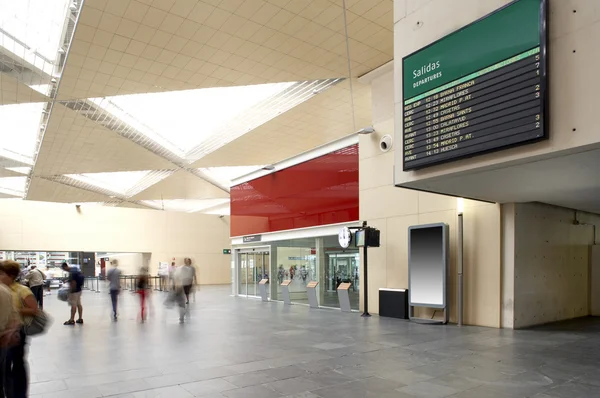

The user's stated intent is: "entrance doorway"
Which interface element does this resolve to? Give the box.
[238,249,270,297]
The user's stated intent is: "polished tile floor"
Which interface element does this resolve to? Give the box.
[28,285,600,397]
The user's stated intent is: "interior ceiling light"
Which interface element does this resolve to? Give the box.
[63,170,172,197]
[0,177,27,197]
[141,198,230,213]
[87,79,343,164]
[0,0,71,61]
[198,166,266,188]
[0,102,45,165]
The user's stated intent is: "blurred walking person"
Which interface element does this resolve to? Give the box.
[61,263,84,325]
[136,267,150,322]
[181,258,197,305]
[0,282,20,397]
[24,265,45,310]
[171,265,187,324]
[106,260,121,321]
[0,260,40,398]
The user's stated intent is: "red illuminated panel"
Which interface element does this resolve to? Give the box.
[230,144,359,236]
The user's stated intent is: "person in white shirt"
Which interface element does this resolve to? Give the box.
[181,258,197,304]
[24,266,45,309]
[106,261,121,321]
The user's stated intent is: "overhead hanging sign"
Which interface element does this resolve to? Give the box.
[402,0,548,170]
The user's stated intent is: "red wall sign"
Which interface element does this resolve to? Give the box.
[230,144,359,237]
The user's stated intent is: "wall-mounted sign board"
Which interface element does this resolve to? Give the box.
[243,235,262,243]
[402,0,548,170]
[408,223,448,310]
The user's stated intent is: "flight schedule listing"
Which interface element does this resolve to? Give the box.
[403,47,544,170]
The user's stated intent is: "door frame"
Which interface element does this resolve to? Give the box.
[234,245,271,297]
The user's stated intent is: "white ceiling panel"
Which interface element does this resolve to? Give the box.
[130,170,229,200]
[0,74,49,105]
[56,0,392,99]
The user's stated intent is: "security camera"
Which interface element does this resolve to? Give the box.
[380,135,393,152]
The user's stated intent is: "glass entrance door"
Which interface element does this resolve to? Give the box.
[239,253,248,296]
[238,250,270,297]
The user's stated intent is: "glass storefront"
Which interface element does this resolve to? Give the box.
[235,232,360,310]
[238,249,270,297]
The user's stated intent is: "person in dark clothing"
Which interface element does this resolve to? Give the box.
[61,263,84,325]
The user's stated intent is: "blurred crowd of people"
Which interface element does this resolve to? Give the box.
[107,257,197,324]
[0,257,199,397]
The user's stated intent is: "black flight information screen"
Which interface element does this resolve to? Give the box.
[402,0,548,171]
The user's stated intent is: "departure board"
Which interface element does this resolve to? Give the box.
[402,0,548,171]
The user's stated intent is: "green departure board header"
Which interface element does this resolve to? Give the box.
[401,0,548,171]
[403,0,541,100]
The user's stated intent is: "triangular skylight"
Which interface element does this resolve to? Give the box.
[89,82,294,158]
[141,198,230,213]
[199,166,265,188]
[0,0,70,61]
[0,103,44,165]
[64,170,172,197]
[0,177,27,197]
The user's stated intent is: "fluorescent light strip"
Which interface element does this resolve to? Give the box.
[141,198,230,213]
[198,166,265,188]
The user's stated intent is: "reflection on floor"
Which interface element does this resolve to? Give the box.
[272,286,360,310]
[29,285,600,397]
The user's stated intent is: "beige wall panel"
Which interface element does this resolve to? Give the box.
[418,192,456,214]
[360,185,419,221]
[360,66,501,325]
[359,217,388,314]
[0,199,231,284]
[462,203,501,327]
[513,203,596,328]
[386,214,419,290]
[359,151,394,191]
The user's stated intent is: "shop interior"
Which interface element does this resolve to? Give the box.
[0,250,149,285]
[236,234,360,310]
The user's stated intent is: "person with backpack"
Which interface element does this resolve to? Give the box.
[24,265,45,309]
[61,263,84,325]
